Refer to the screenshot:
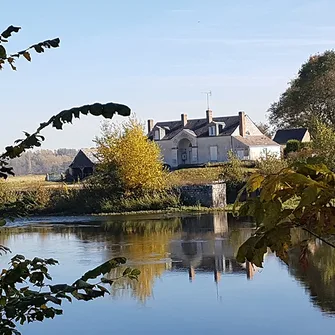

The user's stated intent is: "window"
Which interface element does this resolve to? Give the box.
[154,130,160,140]
[210,146,218,161]
[209,126,216,136]
[237,150,244,160]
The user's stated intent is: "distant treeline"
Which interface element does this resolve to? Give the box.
[9,149,78,175]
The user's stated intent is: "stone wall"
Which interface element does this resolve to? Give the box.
[179,182,226,208]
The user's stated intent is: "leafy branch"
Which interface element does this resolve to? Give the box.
[0,255,140,335]
[0,102,131,179]
[234,161,335,267]
[0,25,60,70]
[0,24,137,335]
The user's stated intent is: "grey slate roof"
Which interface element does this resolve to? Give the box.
[69,149,98,169]
[149,116,240,140]
[273,128,308,145]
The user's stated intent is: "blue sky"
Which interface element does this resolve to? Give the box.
[2,0,335,150]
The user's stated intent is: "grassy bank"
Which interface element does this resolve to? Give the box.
[94,206,226,217]
[0,163,253,217]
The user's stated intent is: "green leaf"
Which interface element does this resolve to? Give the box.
[81,257,127,281]
[72,279,94,289]
[49,284,75,294]
[11,254,25,262]
[130,269,141,276]
[35,312,44,322]
[29,271,44,284]
[236,236,267,268]
[96,285,109,294]
[298,185,319,208]
[0,45,7,58]
[44,308,55,319]
[122,267,132,276]
[101,277,114,285]
[246,173,264,193]
[45,295,62,305]
[55,292,72,303]
[263,199,282,228]
[0,296,6,306]
[1,25,21,38]
[71,291,93,301]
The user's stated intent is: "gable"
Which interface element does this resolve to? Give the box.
[244,116,263,136]
[171,129,197,147]
[70,150,97,169]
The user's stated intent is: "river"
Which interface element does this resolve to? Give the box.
[1,212,335,334]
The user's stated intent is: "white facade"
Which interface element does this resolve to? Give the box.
[149,111,281,168]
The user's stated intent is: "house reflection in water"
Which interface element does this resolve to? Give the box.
[169,213,256,282]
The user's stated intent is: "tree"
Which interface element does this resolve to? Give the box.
[310,119,335,170]
[268,50,335,129]
[256,122,274,138]
[95,118,167,197]
[9,149,78,175]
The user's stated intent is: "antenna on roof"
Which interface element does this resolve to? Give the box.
[202,90,212,110]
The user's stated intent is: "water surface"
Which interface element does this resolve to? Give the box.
[1,212,335,334]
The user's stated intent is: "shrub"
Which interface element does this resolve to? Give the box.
[286,147,315,165]
[255,154,288,175]
[220,151,248,185]
[310,119,335,170]
[284,140,301,156]
[0,180,18,205]
[100,191,180,213]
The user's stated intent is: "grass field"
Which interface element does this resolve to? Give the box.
[5,165,244,190]
[4,167,223,190]
[168,167,223,186]
[5,175,63,190]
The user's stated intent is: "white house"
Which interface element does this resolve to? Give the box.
[147,110,281,168]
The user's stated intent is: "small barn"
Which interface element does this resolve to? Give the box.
[273,128,310,145]
[67,149,98,181]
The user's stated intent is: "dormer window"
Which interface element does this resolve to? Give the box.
[154,127,166,140]
[209,126,216,136]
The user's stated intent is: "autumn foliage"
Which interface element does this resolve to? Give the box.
[95,118,168,196]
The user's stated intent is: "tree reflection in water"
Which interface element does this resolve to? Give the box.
[286,229,335,315]
[1,213,335,314]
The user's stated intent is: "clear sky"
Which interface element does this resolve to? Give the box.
[2,0,335,150]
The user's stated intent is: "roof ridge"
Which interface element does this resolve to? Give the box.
[155,115,239,124]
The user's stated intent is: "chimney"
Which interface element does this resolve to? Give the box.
[239,111,246,137]
[206,109,213,123]
[181,113,188,127]
[147,119,154,133]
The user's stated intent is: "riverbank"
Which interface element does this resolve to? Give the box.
[0,182,230,218]
[0,164,252,217]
